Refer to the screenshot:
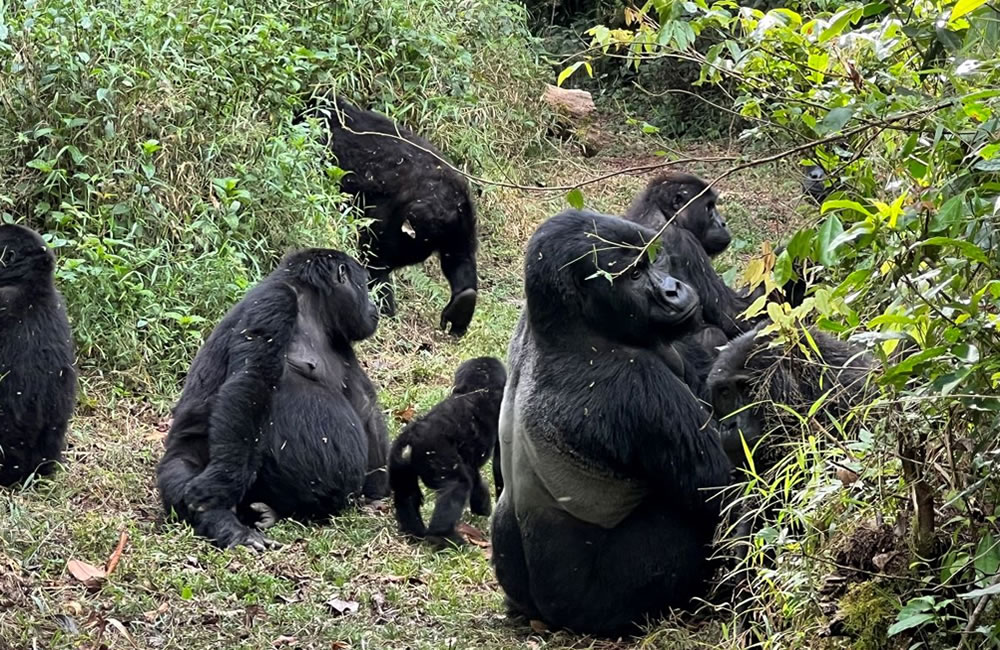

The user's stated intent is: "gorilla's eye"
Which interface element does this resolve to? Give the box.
[629,267,643,281]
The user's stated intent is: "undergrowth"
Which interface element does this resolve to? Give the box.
[0,0,547,397]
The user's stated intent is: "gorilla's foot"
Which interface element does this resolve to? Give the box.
[440,288,477,337]
[426,530,466,550]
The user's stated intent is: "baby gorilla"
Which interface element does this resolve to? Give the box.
[389,357,507,548]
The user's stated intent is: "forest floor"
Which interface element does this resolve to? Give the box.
[0,126,808,649]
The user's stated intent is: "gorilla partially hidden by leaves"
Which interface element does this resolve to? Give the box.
[492,210,732,635]
[0,224,77,486]
[708,322,876,471]
[308,97,479,337]
[156,249,389,550]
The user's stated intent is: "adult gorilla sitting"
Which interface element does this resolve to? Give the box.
[491,210,732,635]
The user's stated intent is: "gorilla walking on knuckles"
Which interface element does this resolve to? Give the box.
[156,249,390,549]
[624,171,731,257]
[492,210,732,635]
[0,224,77,486]
[307,97,479,337]
[389,357,506,548]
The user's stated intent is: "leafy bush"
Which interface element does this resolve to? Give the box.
[568,0,1000,644]
[0,0,546,396]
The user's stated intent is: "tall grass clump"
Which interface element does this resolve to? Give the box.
[0,0,547,398]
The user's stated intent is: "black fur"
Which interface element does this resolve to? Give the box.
[707,323,875,470]
[624,171,731,257]
[0,225,76,486]
[389,357,506,548]
[307,97,479,337]
[492,210,732,635]
[156,248,390,550]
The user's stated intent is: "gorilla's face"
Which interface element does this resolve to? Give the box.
[708,372,763,466]
[283,248,379,342]
[525,211,700,348]
[672,183,730,257]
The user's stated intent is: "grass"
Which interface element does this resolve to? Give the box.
[0,129,802,649]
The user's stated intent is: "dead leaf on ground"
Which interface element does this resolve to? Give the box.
[456,522,489,547]
[273,635,297,647]
[143,602,169,621]
[105,531,129,575]
[331,642,351,650]
[393,405,416,423]
[67,559,107,588]
[529,619,550,634]
[325,597,360,617]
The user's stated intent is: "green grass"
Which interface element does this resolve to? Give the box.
[0,134,799,649]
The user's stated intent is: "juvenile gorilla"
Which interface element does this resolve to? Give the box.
[492,210,732,635]
[624,172,731,257]
[308,97,479,337]
[389,357,506,547]
[157,249,390,550]
[708,323,875,470]
[0,225,77,486]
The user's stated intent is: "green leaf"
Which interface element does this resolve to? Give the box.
[646,238,662,264]
[817,215,844,266]
[912,237,988,264]
[952,0,988,20]
[566,188,584,210]
[557,61,590,87]
[930,194,965,231]
[974,159,1000,172]
[819,7,862,42]
[961,582,1000,599]
[888,613,935,636]
[822,199,873,218]
[816,107,854,135]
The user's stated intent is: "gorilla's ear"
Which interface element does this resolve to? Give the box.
[671,190,687,211]
[337,263,348,284]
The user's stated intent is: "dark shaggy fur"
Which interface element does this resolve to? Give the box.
[306,97,479,337]
[492,210,731,635]
[389,357,507,548]
[707,322,876,470]
[624,171,731,257]
[0,224,77,486]
[156,248,389,550]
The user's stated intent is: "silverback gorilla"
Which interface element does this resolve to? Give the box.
[492,210,732,635]
[0,224,76,486]
[389,356,506,548]
[309,97,479,337]
[156,249,389,549]
[624,172,731,257]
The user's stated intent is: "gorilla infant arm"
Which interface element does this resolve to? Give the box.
[491,210,732,635]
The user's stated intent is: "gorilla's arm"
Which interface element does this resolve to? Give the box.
[183,284,299,513]
[633,369,731,514]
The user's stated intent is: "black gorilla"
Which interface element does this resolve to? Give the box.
[156,249,390,550]
[707,323,875,469]
[389,356,506,548]
[624,171,731,257]
[658,226,758,354]
[0,225,77,486]
[802,164,830,203]
[492,210,732,635]
[308,97,479,337]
